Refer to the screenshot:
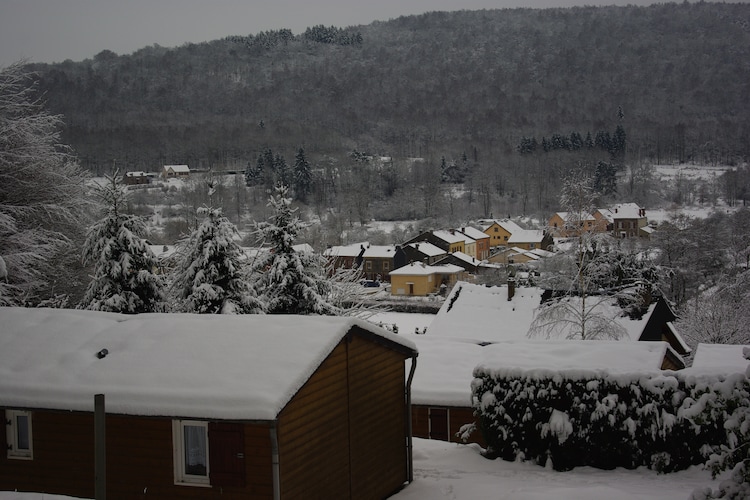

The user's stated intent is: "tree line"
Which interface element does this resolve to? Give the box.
[20,1,750,178]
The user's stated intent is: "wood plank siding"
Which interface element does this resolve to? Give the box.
[0,411,274,499]
[412,405,486,447]
[277,329,410,499]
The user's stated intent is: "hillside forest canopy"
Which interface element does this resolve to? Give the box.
[22,3,749,211]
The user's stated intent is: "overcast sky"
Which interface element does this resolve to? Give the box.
[0,0,743,68]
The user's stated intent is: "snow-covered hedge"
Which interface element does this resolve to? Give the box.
[471,367,749,472]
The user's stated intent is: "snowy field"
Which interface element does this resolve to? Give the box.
[393,438,725,500]
[0,438,726,500]
[653,163,733,181]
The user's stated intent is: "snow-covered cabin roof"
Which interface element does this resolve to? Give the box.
[688,343,750,375]
[407,241,446,257]
[408,335,669,406]
[507,229,545,244]
[390,262,463,277]
[457,226,489,241]
[432,230,466,245]
[125,171,147,177]
[427,282,665,345]
[0,308,416,421]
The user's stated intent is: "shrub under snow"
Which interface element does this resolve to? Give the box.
[471,366,748,474]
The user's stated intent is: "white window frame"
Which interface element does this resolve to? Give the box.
[6,409,33,460]
[172,420,210,487]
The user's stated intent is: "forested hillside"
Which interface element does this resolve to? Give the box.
[26,2,749,175]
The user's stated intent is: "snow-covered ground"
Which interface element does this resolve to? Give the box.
[369,311,436,334]
[653,163,733,181]
[394,438,726,500]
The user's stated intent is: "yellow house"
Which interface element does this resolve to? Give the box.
[506,229,552,251]
[389,263,463,296]
[431,230,466,254]
[482,219,523,248]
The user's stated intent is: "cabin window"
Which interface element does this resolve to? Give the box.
[366,261,372,271]
[173,420,210,486]
[5,409,33,459]
[173,420,246,488]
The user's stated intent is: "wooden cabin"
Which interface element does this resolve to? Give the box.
[0,308,418,499]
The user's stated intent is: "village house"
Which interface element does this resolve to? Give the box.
[480,219,524,248]
[395,242,448,267]
[359,244,399,282]
[323,242,366,271]
[487,246,554,266]
[161,164,191,179]
[456,226,491,260]
[433,251,496,276]
[506,229,552,251]
[611,203,648,238]
[0,308,418,499]
[389,262,464,296]
[408,230,466,254]
[123,171,150,186]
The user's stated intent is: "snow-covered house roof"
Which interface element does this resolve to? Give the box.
[612,203,645,219]
[507,229,545,244]
[457,226,490,241]
[323,242,366,258]
[390,262,463,277]
[0,308,416,421]
[481,218,523,233]
[362,244,398,259]
[163,164,190,173]
[408,335,669,407]
[688,343,750,374]
[427,282,688,359]
[407,241,446,258]
[442,251,479,266]
[125,171,147,177]
[432,230,465,245]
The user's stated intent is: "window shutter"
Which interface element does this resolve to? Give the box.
[208,422,246,487]
[2,411,8,456]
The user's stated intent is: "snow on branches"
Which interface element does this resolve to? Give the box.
[78,174,165,313]
[171,206,263,314]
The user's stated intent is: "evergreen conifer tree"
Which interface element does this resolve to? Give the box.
[78,174,165,313]
[251,185,341,315]
[171,206,264,314]
[293,147,313,202]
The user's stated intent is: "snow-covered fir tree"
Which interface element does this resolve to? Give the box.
[171,206,263,314]
[78,173,165,313]
[293,147,312,202]
[251,184,341,315]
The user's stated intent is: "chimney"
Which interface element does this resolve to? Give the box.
[507,277,516,301]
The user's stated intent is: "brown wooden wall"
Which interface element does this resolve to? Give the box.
[412,405,486,448]
[277,331,410,499]
[0,410,273,499]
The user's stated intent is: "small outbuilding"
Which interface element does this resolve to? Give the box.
[0,308,418,499]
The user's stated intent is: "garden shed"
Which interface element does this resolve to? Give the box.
[0,308,418,499]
